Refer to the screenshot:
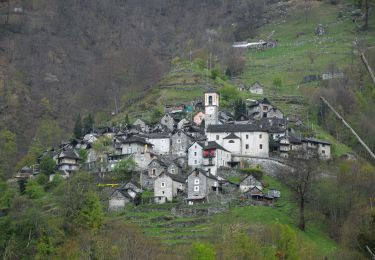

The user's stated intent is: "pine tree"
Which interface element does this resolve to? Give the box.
[83,114,94,134]
[73,114,83,139]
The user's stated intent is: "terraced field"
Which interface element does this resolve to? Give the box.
[116,203,213,246]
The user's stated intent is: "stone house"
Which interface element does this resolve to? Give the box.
[160,113,177,131]
[279,135,331,160]
[301,138,331,160]
[171,130,193,157]
[202,141,232,176]
[141,133,171,155]
[133,119,149,132]
[186,168,220,205]
[267,108,284,119]
[57,150,80,172]
[148,158,167,178]
[193,111,205,126]
[177,118,190,130]
[121,135,152,155]
[108,189,131,211]
[206,124,269,158]
[154,172,186,204]
[188,142,204,168]
[246,98,274,119]
[83,133,98,144]
[249,82,264,95]
[239,175,263,192]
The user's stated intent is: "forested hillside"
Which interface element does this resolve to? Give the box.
[0,0,271,171]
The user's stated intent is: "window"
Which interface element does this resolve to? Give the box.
[194,186,199,191]
[246,134,249,139]
[153,162,156,166]
[162,191,165,194]
[216,135,219,140]
[259,134,262,139]
[229,140,235,143]
[161,182,165,187]
[127,148,132,154]
[322,150,325,154]
[260,144,263,149]
[194,160,197,164]
[246,144,249,150]
[171,169,175,174]
[177,139,181,143]
[194,179,200,185]
[208,95,213,105]
[165,119,168,123]
[152,169,156,176]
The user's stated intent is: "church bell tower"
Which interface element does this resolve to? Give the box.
[204,89,219,129]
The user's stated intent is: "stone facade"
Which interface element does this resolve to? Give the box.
[171,130,192,157]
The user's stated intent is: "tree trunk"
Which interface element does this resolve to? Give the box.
[299,198,306,231]
[364,0,369,30]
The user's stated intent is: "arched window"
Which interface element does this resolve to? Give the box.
[208,95,213,105]
[228,140,235,143]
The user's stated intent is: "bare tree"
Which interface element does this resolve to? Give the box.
[279,152,321,231]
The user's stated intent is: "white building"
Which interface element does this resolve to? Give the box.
[142,133,171,155]
[249,82,264,95]
[204,89,219,129]
[202,141,231,175]
[206,124,269,158]
[188,142,204,168]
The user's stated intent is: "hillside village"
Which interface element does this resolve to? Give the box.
[15,87,332,211]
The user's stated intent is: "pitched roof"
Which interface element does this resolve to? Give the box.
[260,98,271,105]
[59,149,80,159]
[203,141,229,152]
[165,172,187,183]
[206,124,267,133]
[223,133,240,139]
[302,137,331,145]
[123,135,151,145]
[188,168,218,181]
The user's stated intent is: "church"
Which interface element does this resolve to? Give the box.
[203,89,270,159]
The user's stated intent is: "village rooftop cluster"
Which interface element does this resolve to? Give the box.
[16,88,331,210]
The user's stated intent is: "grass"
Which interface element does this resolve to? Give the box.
[242,1,375,97]
[114,174,337,255]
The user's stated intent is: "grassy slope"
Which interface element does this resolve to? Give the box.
[112,175,336,256]
[108,2,375,255]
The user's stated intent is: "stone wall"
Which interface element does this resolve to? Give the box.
[245,157,293,177]
[218,157,293,178]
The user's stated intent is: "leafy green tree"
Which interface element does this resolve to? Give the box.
[25,180,45,199]
[150,108,163,124]
[0,129,17,178]
[273,223,299,260]
[190,242,216,260]
[76,191,104,231]
[39,156,55,176]
[220,85,239,107]
[73,114,83,139]
[210,68,220,80]
[113,158,137,182]
[78,149,88,163]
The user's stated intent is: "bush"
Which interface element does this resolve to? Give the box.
[239,168,264,180]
